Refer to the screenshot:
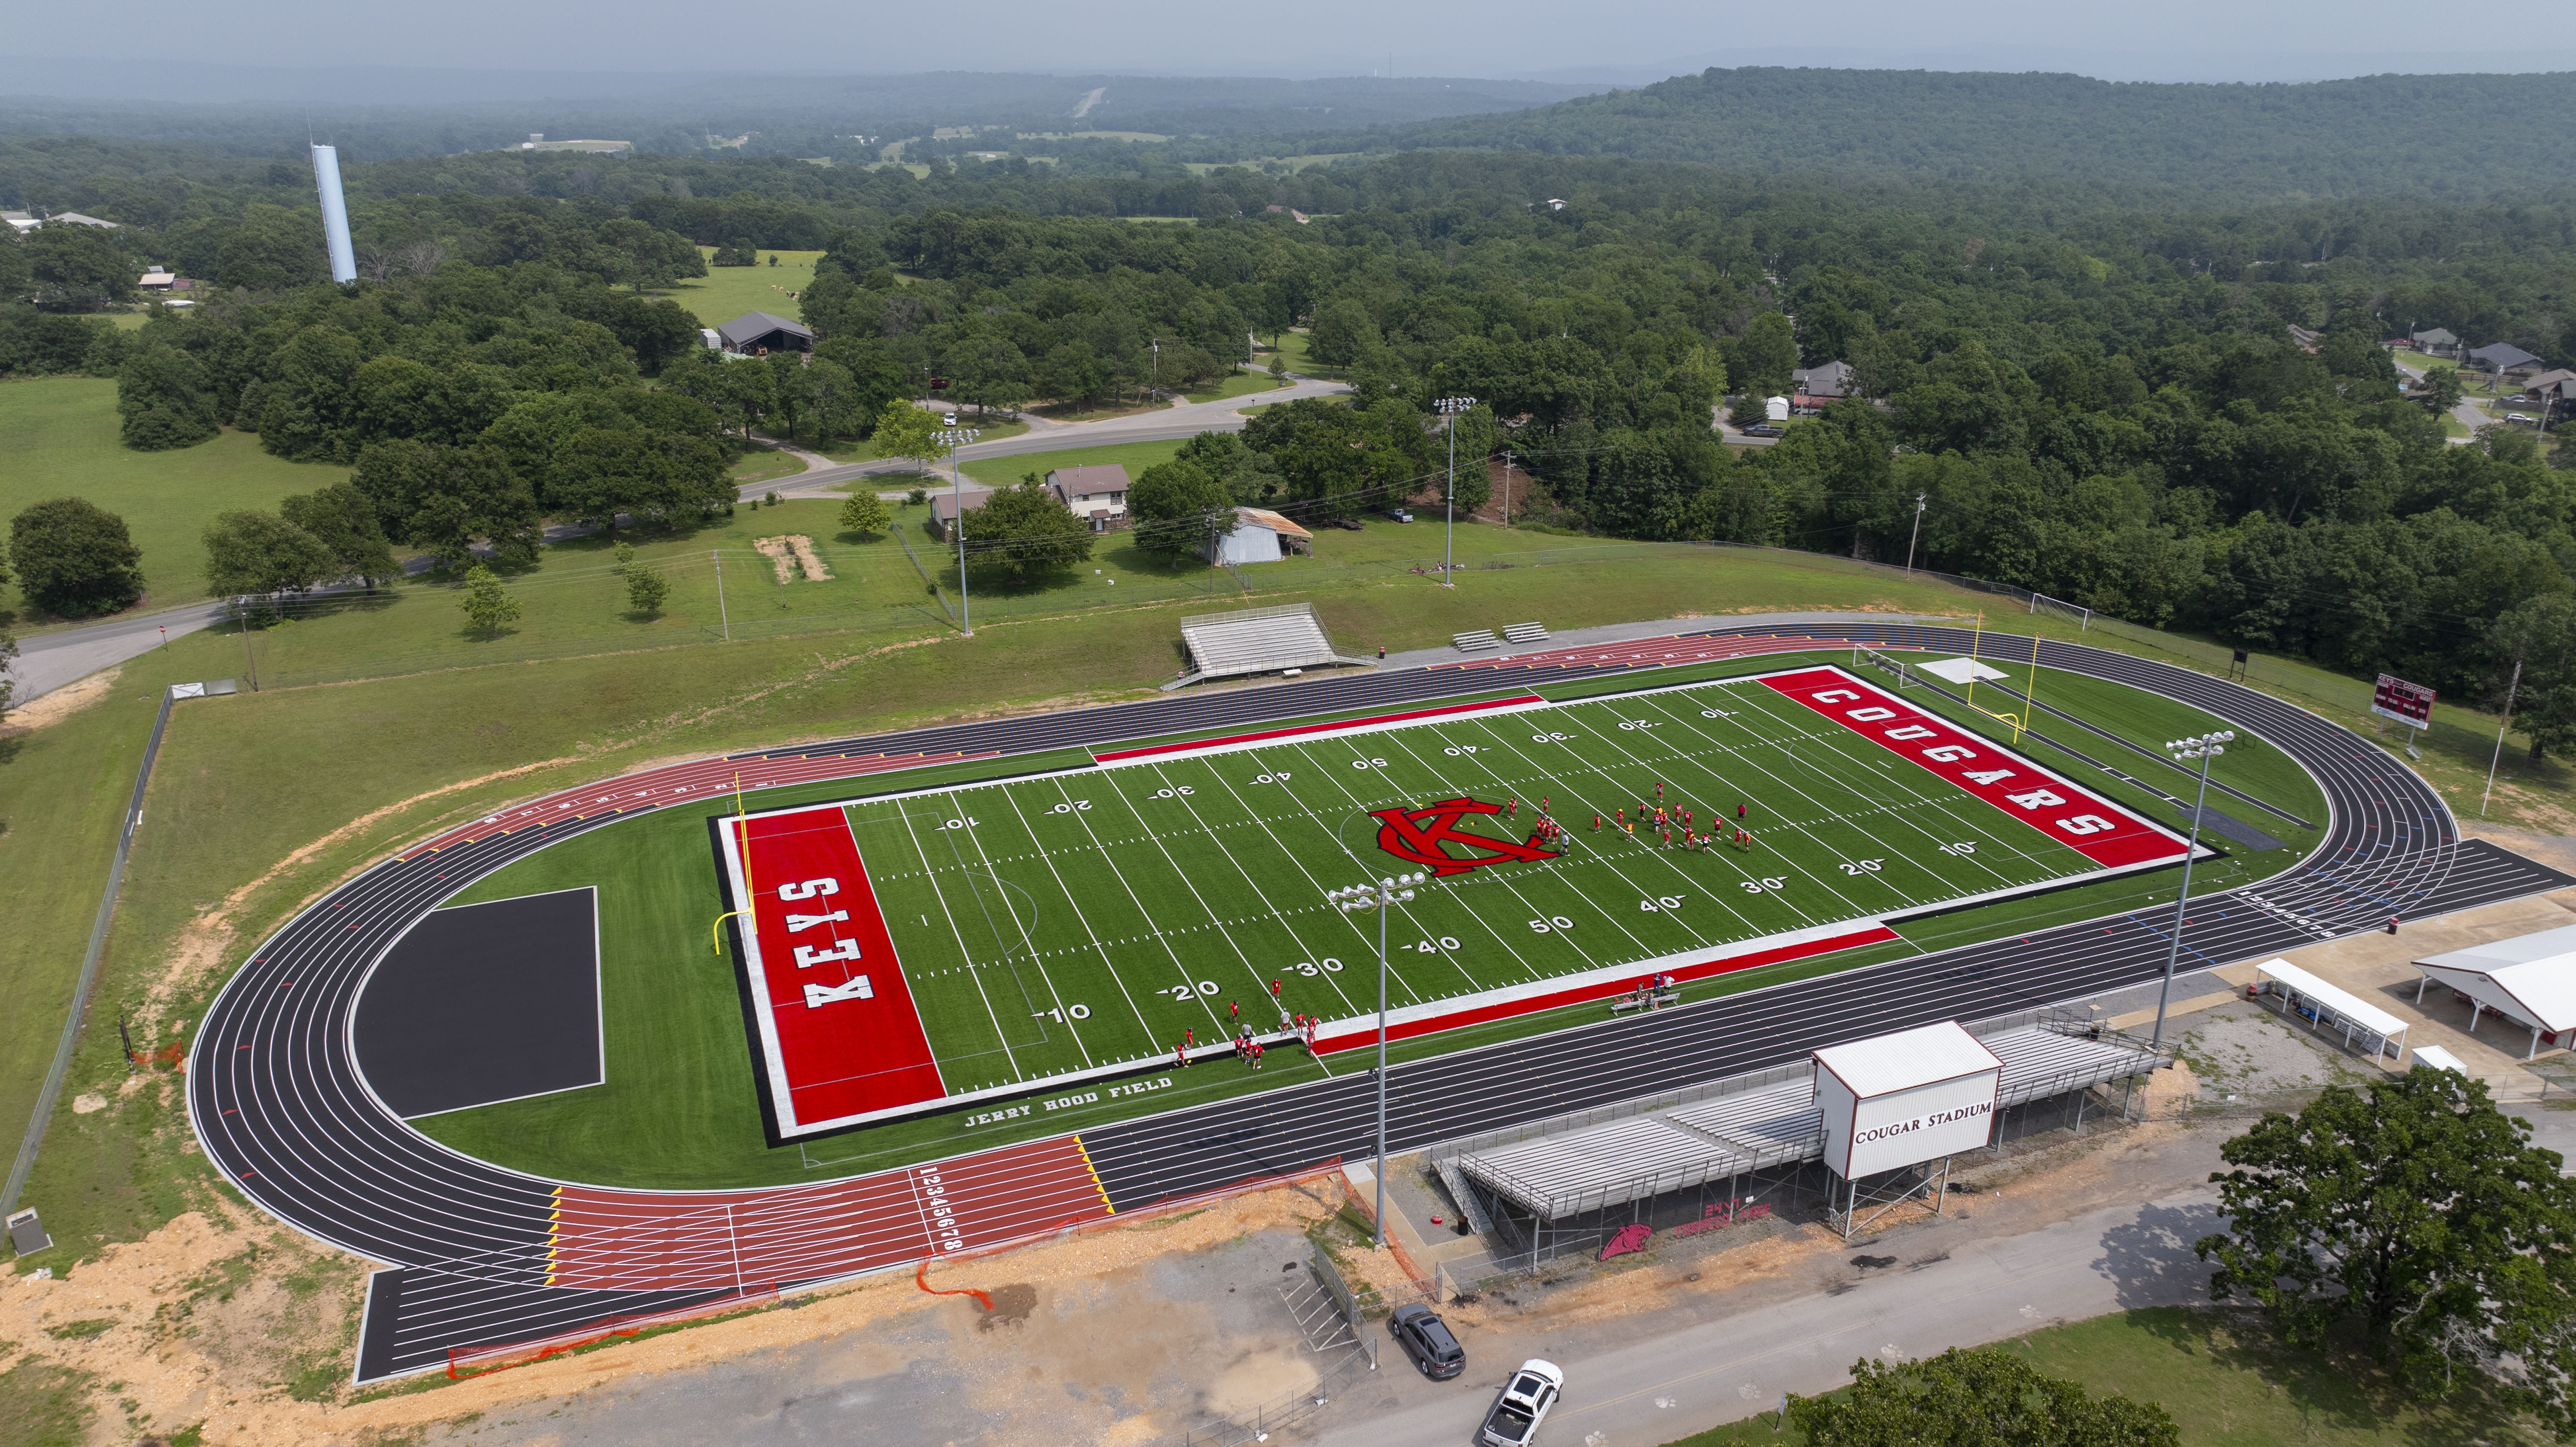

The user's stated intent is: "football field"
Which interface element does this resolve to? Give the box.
[717,664,2195,1137]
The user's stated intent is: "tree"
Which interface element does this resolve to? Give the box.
[351,440,542,570]
[1126,460,1234,556]
[202,511,337,596]
[116,343,221,451]
[664,348,775,440]
[1726,312,1800,398]
[1786,1346,2177,1446]
[11,497,144,617]
[2487,594,2576,763]
[547,427,730,528]
[1308,300,1381,369]
[24,221,130,312]
[2197,1069,2576,1431]
[624,565,669,617]
[837,491,892,538]
[212,204,330,291]
[872,399,945,473]
[958,476,1094,584]
[456,565,522,637]
[280,483,400,585]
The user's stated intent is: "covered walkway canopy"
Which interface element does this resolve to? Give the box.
[2251,958,2408,1064]
[2412,926,2576,1060]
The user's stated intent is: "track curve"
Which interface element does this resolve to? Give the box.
[184,623,2570,1378]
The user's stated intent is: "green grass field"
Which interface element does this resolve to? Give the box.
[0,377,344,619]
[667,250,825,331]
[407,652,2323,1185]
[1666,1307,2556,1447]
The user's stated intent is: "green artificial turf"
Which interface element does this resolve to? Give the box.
[410,655,2285,1188]
[0,377,345,619]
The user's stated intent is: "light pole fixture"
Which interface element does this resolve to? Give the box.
[1435,397,1475,587]
[1329,872,1423,1248]
[2149,730,2233,1048]
[936,425,979,635]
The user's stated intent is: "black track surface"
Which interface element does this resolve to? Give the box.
[188,624,2575,1382]
[350,888,603,1120]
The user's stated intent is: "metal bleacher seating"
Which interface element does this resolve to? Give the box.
[1503,622,1550,644]
[1452,629,1501,652]
[1164,602,1376,691]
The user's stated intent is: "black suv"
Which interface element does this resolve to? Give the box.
[1388,1302,1466,1379]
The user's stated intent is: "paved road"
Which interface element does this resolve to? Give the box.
[1,378,1343,705]
[2394,357,2496,445]
[755,376,1348,501]
[1307,1188,2223,1447]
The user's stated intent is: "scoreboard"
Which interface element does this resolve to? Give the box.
[2372,674,2435,729]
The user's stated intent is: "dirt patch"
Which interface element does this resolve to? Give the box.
[976,1282,1038,1331]
[1,665,118,732]
[751,535,831,584]
[784,535,832,581]
[1202,1347,1318,1417]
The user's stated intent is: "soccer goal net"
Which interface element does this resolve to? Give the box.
[2028,593,2092,631]
[1851,646,1916,687]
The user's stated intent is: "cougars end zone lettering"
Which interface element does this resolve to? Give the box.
[1369,797,1561,876]
[1760,667,2187,870]
[736,806,945,1124]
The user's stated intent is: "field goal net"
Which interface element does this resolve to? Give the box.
[1851,646,1917,687]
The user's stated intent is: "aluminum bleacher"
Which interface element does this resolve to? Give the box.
[1442,1015,2163,1223]
[1165,602,1376,691]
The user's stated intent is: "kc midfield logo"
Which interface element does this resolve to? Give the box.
[1367,798,1561,876]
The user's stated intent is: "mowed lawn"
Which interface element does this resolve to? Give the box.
[0,377,344,617]
[1667,1307,2559,1447]
[666,249,827,331]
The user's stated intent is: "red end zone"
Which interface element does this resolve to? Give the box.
[726,805,945,1130]
[1760,666,2190,869]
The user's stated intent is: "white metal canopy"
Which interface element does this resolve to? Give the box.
[2251,958,2408,1063]
[2411,924,2576,1059]
[1916,657,2010,685]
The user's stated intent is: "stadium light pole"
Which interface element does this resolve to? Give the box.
[936,425,979,635]
[1435,397,1476,587]
[1330,872,1423,1249]
[2149,730,2233,1049]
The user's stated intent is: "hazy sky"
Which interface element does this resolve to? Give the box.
[9,0,2574,88]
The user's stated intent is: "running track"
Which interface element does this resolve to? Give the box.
[180,623,2573,1381]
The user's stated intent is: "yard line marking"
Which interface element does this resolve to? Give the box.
[1042,775,1227,1041]
[890,804,1022,1081]
[1187,754,1372,1019]
[957,799,1095,1072]
[996,784,1159,1058]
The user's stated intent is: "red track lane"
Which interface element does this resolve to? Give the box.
[1092,694,1546,762]
[545,1136,1112,1291]
[399,750,990,860]
[734,806,945,1127]
[1761,666,2187,869]
[1433,634,1847,675]
[1308,924,1899,1054]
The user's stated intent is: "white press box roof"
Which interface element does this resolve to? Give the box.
[1813,1020,2003,1099]
[2414,924,2576,1034]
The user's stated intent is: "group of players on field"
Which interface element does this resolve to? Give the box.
[1168,783,1757,1069]
[1503,779,1757,855]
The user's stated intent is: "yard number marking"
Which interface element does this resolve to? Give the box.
[1291,958,1345,976]
[1527,915,1577,933]
[1531,731,1574,743]
[1350,757,1389,770]
[1251,771,1295,783]
[1839,859,1885,876]
[1048,800,1093,814]
[1739,877,1787,894]
[1414,936,1463,953]
[777,877,839,900]
[1149,786,1196,799]
[1638,895,1688,911]
[1936,841,1979,856]
[1163,980,1220,1001]
[1031,1003,1093,1021]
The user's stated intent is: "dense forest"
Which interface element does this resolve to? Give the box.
[10,131,2576,750]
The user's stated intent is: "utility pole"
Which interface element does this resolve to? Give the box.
[1904,493,1927,574]
[713,550,729,640]
[1502,449,1514,527]
[2484,659,2524,819]
[2150,731,2233,1048]
[937,424,981,635]
[1434,397,1475,585]
[1329,872,1423,1249]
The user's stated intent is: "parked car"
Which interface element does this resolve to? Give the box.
[1387,1302,1465,1379]
[1384,507,1414,523]
[1477,1360,1565,1446]
[1739,423,1785,439]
